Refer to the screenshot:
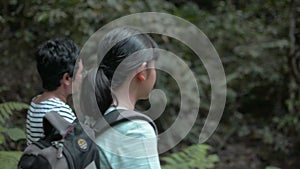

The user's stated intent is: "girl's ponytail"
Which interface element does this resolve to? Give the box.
[95,66,113,114]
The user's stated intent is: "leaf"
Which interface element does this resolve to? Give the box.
[36,12,48,22]
[163,157,177,164]
[0,126,5,144]
[0,151,23,169]
[0,102,29,123]
[207,154,219,163]
[6,128,26,141]
[3,103,12,117]
[0,112,4,123]
[107,0,123,11]
[265,166,281,169]
[0,134,4,144]
[226,73,239,84]
[161,144,219,169]
[0,126,6,132]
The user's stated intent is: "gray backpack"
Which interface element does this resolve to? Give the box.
[18,111,100,169]
[18,109,157,169]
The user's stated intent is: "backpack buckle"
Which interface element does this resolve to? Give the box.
[52,140,64,159]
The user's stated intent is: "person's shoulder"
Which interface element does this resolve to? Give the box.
[30,95,41,102]
[47,99,75,119]
[47,98,72,109]
[114,119,156,138]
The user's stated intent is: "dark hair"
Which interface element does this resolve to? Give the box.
[36,39,80,91]
[95,28,158,114]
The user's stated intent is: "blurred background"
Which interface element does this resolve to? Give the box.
[0,0,299,169]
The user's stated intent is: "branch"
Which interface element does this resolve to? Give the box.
[288,0,300,83]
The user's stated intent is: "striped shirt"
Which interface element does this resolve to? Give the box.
[26,97,76,145]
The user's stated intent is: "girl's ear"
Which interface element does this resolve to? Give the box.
[137,73,146,81]
[135,62,147,81]
[62,72,72,86]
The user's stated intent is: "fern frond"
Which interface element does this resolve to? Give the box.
[0,102,29,123]
[161,144,219,169]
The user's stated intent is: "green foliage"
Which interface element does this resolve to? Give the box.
[161,144,219,169]
[0,101,28,144]
[0,102,28,124]
[192,0,300,156]
[1,0,300,167]
[0,151,23,169]
[256,126,290,153]
[0,87,28,144]
[273,112,300,133]
[273,98,300,133]
[0,127,26,144]
[265,166,281,169]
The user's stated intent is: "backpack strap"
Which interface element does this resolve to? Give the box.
[93,109,158,136]
[43,111,73,139]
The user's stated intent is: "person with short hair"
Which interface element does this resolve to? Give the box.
[26,39,83,145]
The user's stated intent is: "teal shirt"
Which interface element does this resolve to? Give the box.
[95,108,161,169]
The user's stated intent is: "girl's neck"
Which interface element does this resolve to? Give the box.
[112,76,140,110]
[112,90,136,110]
[113,102,135,110]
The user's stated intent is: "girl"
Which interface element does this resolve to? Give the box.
[91,27,161,169]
